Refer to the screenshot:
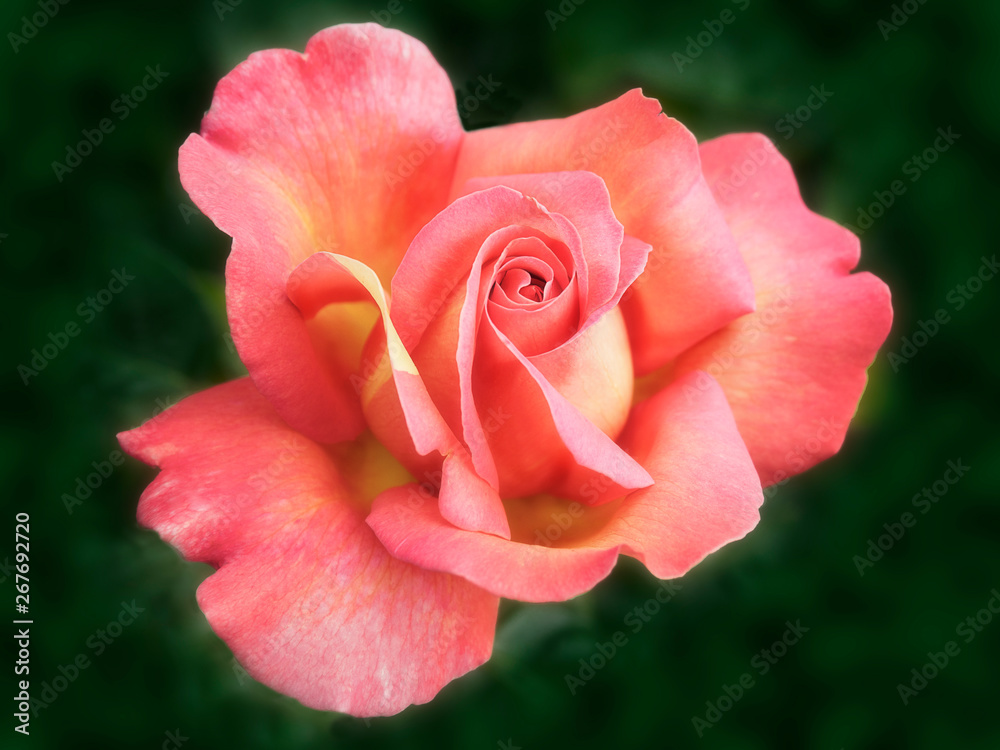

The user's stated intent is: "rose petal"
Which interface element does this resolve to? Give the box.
[118,378,498,717]
[179,24,463,443]
[452,89,755,374]
[587,371,764,577]
[368,485,622,603]
[368,372,761,600]
[477,307,651,500]
[673,134,893,485]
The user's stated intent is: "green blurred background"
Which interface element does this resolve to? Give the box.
[3,0,998,747]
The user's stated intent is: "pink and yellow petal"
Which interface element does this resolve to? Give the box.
[674,134,893,485]
[179,24,464,443]
[118,378,498,717]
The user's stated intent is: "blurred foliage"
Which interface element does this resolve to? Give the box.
[2,0,998,748]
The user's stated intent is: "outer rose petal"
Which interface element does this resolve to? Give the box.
[586,372,763,577]
[451,89,755,374]
[673,134,893,486]
[118,379,498,717]
[367,373,762,601]
[368,487,622,603]
[179,24,463,443]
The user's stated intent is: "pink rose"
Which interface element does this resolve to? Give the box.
[119,24,892,716]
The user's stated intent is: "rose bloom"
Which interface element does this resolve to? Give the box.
[119,24,892,716]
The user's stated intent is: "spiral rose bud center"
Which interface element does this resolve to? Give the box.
[489,235,571,310]
[497,268,546,303]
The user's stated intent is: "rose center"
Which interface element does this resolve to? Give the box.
[487,235,571,312]
[496,267,552,305]
[479,232,584,360]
